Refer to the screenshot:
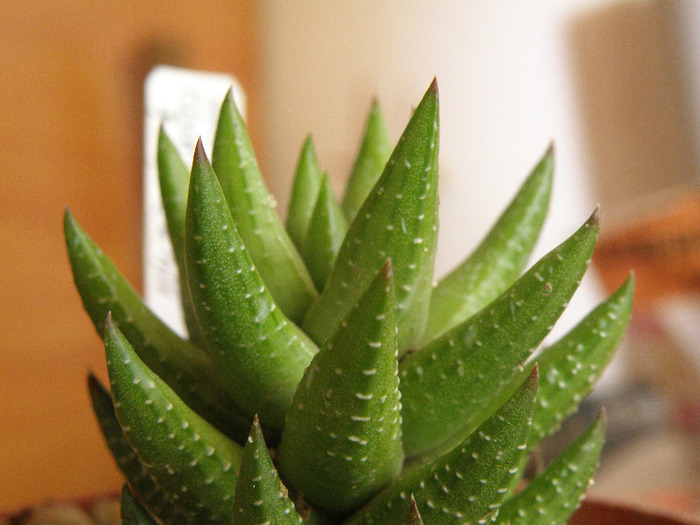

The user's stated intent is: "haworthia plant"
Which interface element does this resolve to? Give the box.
[68,78,633,524]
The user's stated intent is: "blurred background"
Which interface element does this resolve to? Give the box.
[1,0,699,519]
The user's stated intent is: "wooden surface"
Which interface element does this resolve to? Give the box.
[0,2,259,513]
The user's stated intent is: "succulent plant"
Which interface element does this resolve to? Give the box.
[65,78,633,524]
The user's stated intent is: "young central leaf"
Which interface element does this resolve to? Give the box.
[105,319,243,523]
[278,261,404,514]
[302,173,348,291]
[286,135,323,253]
[185,141,318,430]
[341,101,393,224]
[303,80,440,353]
[212,90,318,324]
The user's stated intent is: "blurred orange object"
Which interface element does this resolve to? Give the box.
[594,188,700,310]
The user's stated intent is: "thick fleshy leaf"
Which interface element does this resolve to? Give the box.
[304,79,440,353]
[120,484,160,525]
[64,209,249,441]
[303,173,348,291]
[279,261,403,513]
[212,90,317,324]
[286,135,323,253]
[344,369,537,525]
[88,374,193,524]
[105,318,243,523]
[233,417,302,525]
[157,126,206,347]
[495,413,606,525]
[400,209,600,457]
[529,274,634,448]
[185,141,317,429]
[341,101,393,223]
[424,145,553,342]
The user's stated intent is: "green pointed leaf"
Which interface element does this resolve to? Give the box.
[279,261,403,513]
[212,89,318,324]
[233,416,302,525]
[400,209,600,457]
[303,79,440,353]
[120,484,159,525]
[88,374,193,524]
[345,368,538,525]
[105,317,243,523]
[303,173,348,291]
[286,135,323,253]
[157,126,206,347]
[424,145,553,342]
[342,101,393,223]
[404,495,424,525]
[495,413,606,525]
[185,141,317,430]
[529,274,634,448]
[64,209,249,442]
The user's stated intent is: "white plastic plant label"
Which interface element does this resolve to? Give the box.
[143,65,245,337]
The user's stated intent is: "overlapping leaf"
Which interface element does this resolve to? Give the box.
[344,369,538,525]
[105,317,243,523]
[279,261,403,513]
[400,209,599,457]
[185,141,317,430]
[156,126,206,347]
[212,90,318,323]
[120,484,160,525]
[88,374,193,524]
[233,417,302,524]
[495,413,606,525]
[64,210,249,441]
[529,274,634,448]
[424,145,553,342]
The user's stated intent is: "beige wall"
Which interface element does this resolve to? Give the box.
[258,1,616,339]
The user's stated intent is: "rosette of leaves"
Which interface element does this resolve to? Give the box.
[66,78,633,524]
